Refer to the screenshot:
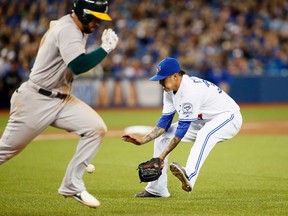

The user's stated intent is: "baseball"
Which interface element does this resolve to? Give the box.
[86,164,95,173]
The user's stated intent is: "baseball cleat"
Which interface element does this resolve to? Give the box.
[170,162,192,192]
[64,190,100,208]
[135,190,161,198]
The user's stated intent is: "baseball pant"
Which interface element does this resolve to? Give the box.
[145,111,242,197]
[0,81,107,195]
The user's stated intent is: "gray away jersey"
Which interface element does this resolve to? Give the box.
[29,15,88,93]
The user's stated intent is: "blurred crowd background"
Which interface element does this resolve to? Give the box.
[1,0,288,108]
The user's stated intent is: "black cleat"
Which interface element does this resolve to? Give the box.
[135,190,162,198]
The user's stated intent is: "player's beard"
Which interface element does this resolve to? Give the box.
[82,25,93,34]
[81,17,100,34]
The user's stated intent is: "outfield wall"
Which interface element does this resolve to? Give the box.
[229,76,288,103]
[72,76,288,107]
[72,78,162,107]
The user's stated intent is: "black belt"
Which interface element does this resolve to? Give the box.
[38,88,68,100]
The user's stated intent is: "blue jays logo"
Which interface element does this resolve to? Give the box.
[157,66,161,72]
[182,103,193,114]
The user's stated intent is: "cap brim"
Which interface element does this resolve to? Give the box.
[87,9,112,21]
[149,74,167,81]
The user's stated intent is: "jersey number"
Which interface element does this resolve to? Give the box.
[191,78,222,94]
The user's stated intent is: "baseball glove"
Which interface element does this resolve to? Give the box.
[138,157,164,182]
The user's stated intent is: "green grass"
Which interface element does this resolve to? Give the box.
[239,105,288,121]
[0,105,288,215]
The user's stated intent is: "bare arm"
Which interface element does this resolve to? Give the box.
[143,126,166,143]
[122,126,166,145]
[159,136,182,160]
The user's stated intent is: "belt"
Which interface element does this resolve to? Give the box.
[26,80,68,100]
[38,88,68,100]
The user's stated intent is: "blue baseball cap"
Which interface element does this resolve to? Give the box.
[149,58,181,81]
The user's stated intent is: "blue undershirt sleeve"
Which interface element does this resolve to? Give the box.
[175,121,192,138]
[156,112,175,131]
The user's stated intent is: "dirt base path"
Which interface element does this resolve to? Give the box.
[27,120,287,141]
[239,120,288,135]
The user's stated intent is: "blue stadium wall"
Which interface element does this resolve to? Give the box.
[229,76,288,103]
[72,76,288,107]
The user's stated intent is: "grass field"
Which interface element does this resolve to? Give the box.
[0,105,288,216]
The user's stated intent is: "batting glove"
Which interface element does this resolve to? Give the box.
[100,28,119,53]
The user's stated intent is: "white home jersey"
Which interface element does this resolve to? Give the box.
[162,75,240,121]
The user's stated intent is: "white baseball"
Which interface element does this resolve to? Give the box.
[86,164,95,173]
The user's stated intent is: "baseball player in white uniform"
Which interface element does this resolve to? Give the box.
[122,58,242,197]
[0,0,118,208]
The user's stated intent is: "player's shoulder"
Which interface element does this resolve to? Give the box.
[52,15,78,32]
[58,15,74,24]
[181,75,199,87]
[50,15,82,38]
[187,75,202,82]
[179,75,204,97]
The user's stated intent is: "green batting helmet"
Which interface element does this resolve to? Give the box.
[73,0,111,24]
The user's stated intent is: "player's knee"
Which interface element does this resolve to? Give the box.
[91,121,107,138]
[98,123,107,138]
[82,122,107,138]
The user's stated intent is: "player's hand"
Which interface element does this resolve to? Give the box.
[100,28,118,53]
[121,134,144,145]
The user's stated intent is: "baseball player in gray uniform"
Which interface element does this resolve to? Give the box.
[122,58,242,197]
[0,0,118,208]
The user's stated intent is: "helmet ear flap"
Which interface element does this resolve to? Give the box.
[73,0,91,25]
[80,9,93,25]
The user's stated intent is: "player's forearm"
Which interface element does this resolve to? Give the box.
[142,126,166,144]
[159,136,182,160]
[68,48,107,75]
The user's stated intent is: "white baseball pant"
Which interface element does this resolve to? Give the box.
[145,111,242,197]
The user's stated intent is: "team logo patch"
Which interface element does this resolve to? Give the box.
[157,66,161,72]
[182,103,193,114]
